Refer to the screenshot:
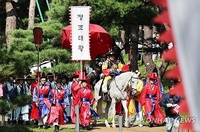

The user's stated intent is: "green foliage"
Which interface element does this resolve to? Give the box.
[138,60,147,78]
[123,54,129,63]
[0,0,160,77]
[0,98,11,113]
[12,95,32,107]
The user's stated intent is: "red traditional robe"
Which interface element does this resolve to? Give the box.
[139,83,165,124]
[47,88,68,125]
[30,81,39,120]
[74,87,94,127]
[70,81,81,123]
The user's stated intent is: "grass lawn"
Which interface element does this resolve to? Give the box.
[0,124,87,132]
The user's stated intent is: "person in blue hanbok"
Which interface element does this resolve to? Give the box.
[15,77,26,124]
[61,75,72,123]
[20,75,34,124]
[3,75,17,124]
[32,73,51,129]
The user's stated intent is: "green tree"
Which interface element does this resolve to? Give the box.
[0,0,164,78]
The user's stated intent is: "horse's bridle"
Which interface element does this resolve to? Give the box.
[128,76,139,95]
[113,75,139,98]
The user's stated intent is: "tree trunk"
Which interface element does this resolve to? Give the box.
[5,1,17,49]
[159,61,170,80]
[141,25,156,75]
[130,25,139,71]
[28,0,36,29]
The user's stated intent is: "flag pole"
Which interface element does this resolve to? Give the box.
[80,60,85,78]
[80,60,83,78]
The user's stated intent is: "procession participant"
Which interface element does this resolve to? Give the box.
[160,80,182,132]
[15,76,27,124]
[74,72,95,130]
[145,69,164,100]
[30,72,40,126]
[20,75,34,125]
[70,70,80,123]
[0,79,5,125]
[32,73,51,129]
[61,75,72,123]
[0,79,3,98]
[3,75,17,124]
[48,79,70,132]
[139,72,165,127]
[52,73,59,88]
[126,69,144,127]
[101,50,122,93]
[46,72,54,89]
[91,57,103,84]
[152,68,164,99]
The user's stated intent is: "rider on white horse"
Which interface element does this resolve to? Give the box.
[101,51,123,93]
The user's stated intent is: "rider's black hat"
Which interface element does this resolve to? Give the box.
[105,50,115,57]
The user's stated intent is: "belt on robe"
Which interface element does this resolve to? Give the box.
[146,94,156,99]
[39,94,48,98]
[81,98,89,102]
[55,99,63,103]
[146,94,156,116]
[80,98,100,119]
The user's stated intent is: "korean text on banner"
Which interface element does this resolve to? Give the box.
[71,6,91,61]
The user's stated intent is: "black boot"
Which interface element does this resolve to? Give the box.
[149,121,154,127]
[39,125,43,129]
[54,125,59,132]
[86,124,93,130]
[44,123,50,129]
[7,119,11,125]
[11,120,16,125]
[34,120,38,126]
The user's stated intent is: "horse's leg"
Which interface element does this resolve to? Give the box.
[121,100,129,127]
[104,101,111,128]
[93,81,103,126]
[137,104,143,127]
[94,81,103,117]
[97,97,103,117]
[110,98,116,128]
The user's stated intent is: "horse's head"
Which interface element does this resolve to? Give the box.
[128,71,140,95]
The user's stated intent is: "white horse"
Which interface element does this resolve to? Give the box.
[93,71,140,128]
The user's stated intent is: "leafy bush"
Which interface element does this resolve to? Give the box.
[12,94,32,107]
[0,98,11,113]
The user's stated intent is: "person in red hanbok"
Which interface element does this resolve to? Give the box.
[32,73,51,129]
[30,72,40,125]
[74,73,95,130]
[47,79,69,132]
[139,72,165,127]
[70,70,81,123]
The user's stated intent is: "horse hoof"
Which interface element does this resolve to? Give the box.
[112,124,116,128]
[124,125,129,128]
[106,125,110,128]
[138,124,143,127]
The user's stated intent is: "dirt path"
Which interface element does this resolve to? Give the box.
[62,122,165,132]
[0,115,165,132]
